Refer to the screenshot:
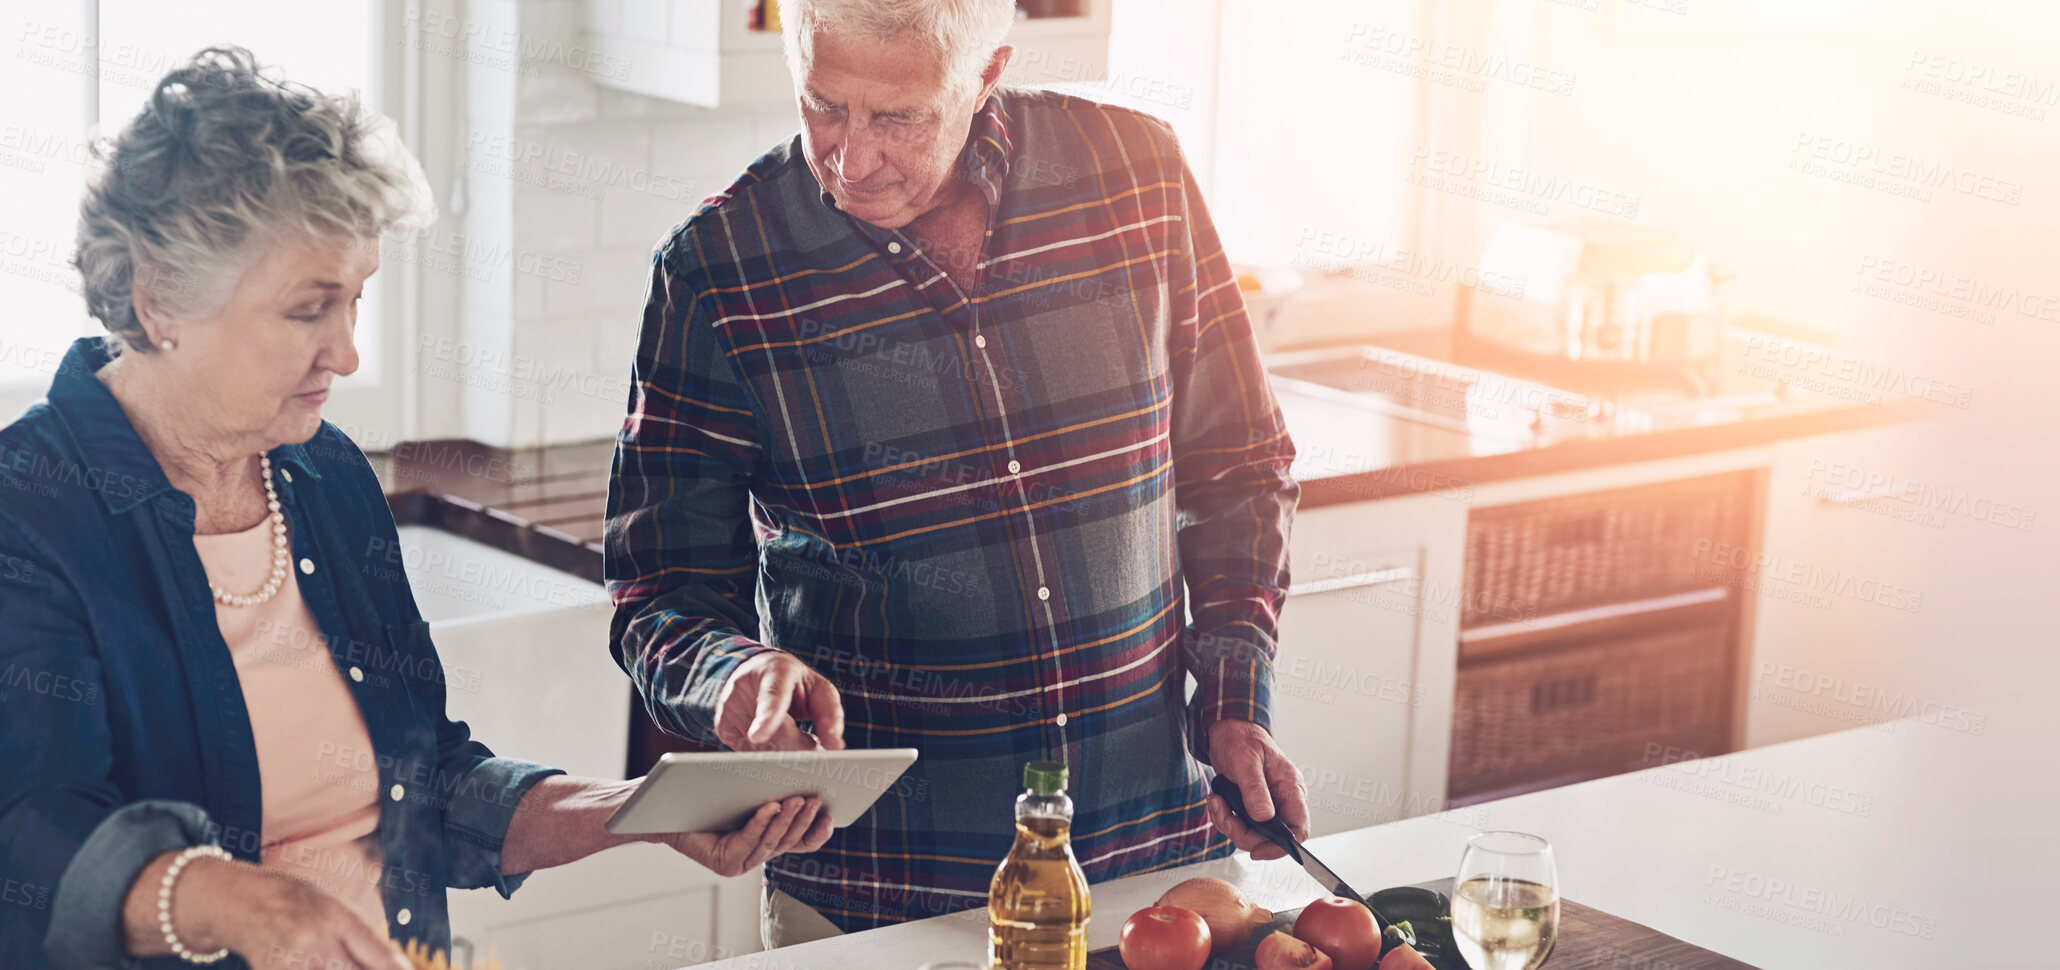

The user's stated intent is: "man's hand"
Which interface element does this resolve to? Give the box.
[715,651,846,751]
[1201,719,1309,861]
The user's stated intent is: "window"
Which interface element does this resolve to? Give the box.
[0,7,96,393]
[1,0,388,425]
[1211,0,1419,268]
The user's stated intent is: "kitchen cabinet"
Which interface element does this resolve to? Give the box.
[1278,446,1780,828]
[1278,431,1943,821]
[439,604,767,970]
[1742,425,1933,747]
[1272,491,1468,837]
[586,0,1112,108]
[398,525,763,968]
[449,843,763,970]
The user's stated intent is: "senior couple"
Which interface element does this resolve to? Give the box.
[0,1,1302,967]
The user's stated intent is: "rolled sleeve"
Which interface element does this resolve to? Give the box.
[606,243,775,748]
[44,800,213,970]
[438,758,564,896]
[1159,128,1297,767]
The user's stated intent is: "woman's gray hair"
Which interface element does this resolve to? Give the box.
[781,0,1017,93]
[74,46,433,354]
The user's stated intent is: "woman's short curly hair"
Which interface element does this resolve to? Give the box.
[74,46,434,353]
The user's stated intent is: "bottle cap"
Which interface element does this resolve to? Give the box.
[1023,761,1067,794]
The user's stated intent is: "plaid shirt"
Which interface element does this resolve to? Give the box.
[606,91,1298,932]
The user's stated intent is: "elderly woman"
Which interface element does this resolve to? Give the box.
[0,47,831,970]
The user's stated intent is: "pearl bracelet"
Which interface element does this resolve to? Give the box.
[159,844,232,965]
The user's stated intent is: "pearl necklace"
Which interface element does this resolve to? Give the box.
[208,455,290,609]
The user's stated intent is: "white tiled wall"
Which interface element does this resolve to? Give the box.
[456,0,1217,449]
[447,0,800,449]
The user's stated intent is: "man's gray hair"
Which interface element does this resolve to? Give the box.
[781,0,1018,93]
[74,46,433,354]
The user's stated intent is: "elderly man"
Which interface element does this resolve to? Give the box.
[606,0,1305,944]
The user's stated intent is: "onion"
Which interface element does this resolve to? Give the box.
[1377,943,1435,970]
[1156,877,1274,955]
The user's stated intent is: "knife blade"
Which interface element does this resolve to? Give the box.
[1208,774,1385,929]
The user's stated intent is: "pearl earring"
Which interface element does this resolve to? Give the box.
[160,339,176,351]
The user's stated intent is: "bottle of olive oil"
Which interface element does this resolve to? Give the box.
[988,761,1090,970]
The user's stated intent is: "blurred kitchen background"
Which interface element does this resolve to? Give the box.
[4,0,2056,966]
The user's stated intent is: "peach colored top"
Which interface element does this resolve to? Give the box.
[193,517,387,934]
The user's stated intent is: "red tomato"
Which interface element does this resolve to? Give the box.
[1120,906,1212,970]
[1292,898,1383,970]
[1255,930,1335,970]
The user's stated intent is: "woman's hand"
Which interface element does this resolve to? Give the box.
[500,777,833,880]
[206,866,412,970]
[660,796,834,877]
[124,854,410,970]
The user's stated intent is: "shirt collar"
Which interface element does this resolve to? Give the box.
[962,93,1015,206]
[46,337,323,516]
[815,93,1017,213]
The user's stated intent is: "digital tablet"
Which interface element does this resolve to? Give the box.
[604,748,921,835]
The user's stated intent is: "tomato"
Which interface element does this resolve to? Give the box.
[1255,930,1334,970]
[1292,897,1383,970]
[1119,906,1212,970]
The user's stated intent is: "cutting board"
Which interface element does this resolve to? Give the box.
[1086,879,1759,970]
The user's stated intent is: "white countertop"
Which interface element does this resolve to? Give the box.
[688,706,2058,970]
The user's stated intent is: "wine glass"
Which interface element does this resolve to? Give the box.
[1452,831,1559,970]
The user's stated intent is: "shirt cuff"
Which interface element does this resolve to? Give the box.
[441,758,566,897]
[45,800,214,970]
[665,638,780,747]
[1185,635,1275,767]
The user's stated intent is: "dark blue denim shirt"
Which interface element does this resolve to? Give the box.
[0,339,562,969]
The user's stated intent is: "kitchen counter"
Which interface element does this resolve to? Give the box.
[679,708,2056,970]
[374,327,1933,558]
[373,438,614,582]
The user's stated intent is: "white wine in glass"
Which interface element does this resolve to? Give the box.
[1452,831,1559,970]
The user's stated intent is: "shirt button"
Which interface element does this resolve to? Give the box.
[279,468,293,483]
[396,908,412,926]
[349,666,364,683]
[1007,460,1021,475]
[1055,712,1068,726]
[1037,586,1050,601]
[887,241,903,254]
[299,558,315,575]
[974,335,987,349]
[390,784,405,802]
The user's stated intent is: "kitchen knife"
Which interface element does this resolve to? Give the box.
[1208,774,1385,929]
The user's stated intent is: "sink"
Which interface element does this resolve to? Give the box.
[396,523,606,624]
[390,524,622,780]
[1268,345,1601,445]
